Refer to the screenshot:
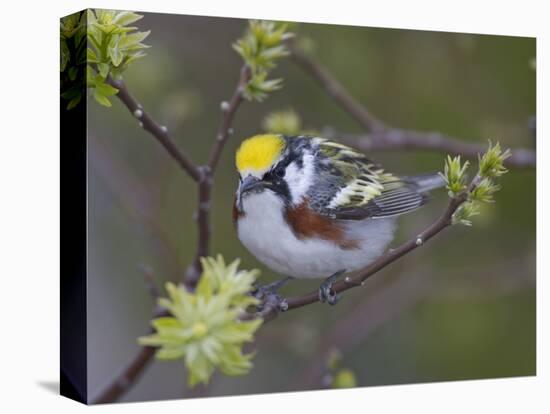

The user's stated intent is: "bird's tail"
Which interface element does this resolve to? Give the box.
[405,173,446,193]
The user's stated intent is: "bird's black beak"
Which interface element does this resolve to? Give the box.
[237,175,265,211]
[240,175,263,194]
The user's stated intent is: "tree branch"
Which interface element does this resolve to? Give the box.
[93,346,156,404]
[291,47,385,133]
[95,67,251,404]
[106,77,203,182]
[184,65,252,286]
[249,179,475,322]
[94,32,519,403]
[291,47,535,169]
[337,129,536,169]
[94,282,168,404]
[208,65,252,172]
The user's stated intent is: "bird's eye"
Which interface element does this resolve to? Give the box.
[274,167,285,178]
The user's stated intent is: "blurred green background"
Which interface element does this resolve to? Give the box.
[87,12,536,402]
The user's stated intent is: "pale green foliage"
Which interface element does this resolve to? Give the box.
[244,72,283,102]
[262,109,302,135]
[441,141,511,226]
[324,348,357,388]
[87,9,150,107]
[60,12,87,109]
[470,178,501,203]
[332,369,357,388]
[478,141,511,178]
[233,20,293,101]
[138,256,263,387]
[440,155,470,197]
[452,200,480,226]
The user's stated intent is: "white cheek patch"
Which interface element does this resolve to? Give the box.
[284,152,314,204]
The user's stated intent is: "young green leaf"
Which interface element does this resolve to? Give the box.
[478,141,511,178]
[112,11,143,26]
[93,89,112,107]
[138,255,262,387]
[233,20,292,102]
[60,41,70,72]
[108,34,123,66]
[66,94,82,110]
[95,80,119,97]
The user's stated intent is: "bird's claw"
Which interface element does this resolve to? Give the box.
[252,290,288,314]
[251,276,293,313]
[319,284,340,305]
[252,276,293,300]
[318,269,346,306]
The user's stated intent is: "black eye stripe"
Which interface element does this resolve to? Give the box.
[271,151,302,175]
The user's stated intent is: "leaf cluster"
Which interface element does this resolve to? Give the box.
[86,9,151,107]
[233,20,293,101]
[440,141,511,226]
[440,155,470,197]
[60,12,87,109]
[138,256,262,387]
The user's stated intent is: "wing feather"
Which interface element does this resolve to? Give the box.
[308,138,428,220]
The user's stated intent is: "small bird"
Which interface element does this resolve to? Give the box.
[233,134,444,305]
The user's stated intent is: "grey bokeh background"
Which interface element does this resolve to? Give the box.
[87,12,536,403]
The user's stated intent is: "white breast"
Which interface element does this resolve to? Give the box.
[237,191,397,279]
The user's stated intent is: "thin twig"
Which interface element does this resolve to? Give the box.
[95,67,252,404]
[184,65,252,286]
[208,65,252,172]
[291,47,535,169]
[291,47,385,133]
[250,179,475,322]
[106,77,203,182]
[338,129,536,169]
[93,304,169,404]
[95,39,519,404]
[89,134,183,276]
[93,346,156,404]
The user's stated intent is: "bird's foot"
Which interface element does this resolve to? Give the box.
[318,269,347,305]
[252,276,293,299]
[252,276,294,313]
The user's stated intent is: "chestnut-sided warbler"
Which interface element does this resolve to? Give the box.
[233,134,444,305]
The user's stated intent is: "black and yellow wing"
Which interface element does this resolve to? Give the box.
[309,138,439,220]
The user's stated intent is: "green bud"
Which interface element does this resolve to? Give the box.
[332,369,357,388]
[440,155,470,197]
[478,141,511,178]
[83,9,150,110]
[262,109,302,135]
[469,178,500,203]
[243,71,283,102]
[233,20,292,102]
[452,200,480,226]
[443,144,508,227]
[138,255,262,387]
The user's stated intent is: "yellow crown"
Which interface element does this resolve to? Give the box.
[236,134,285,174]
